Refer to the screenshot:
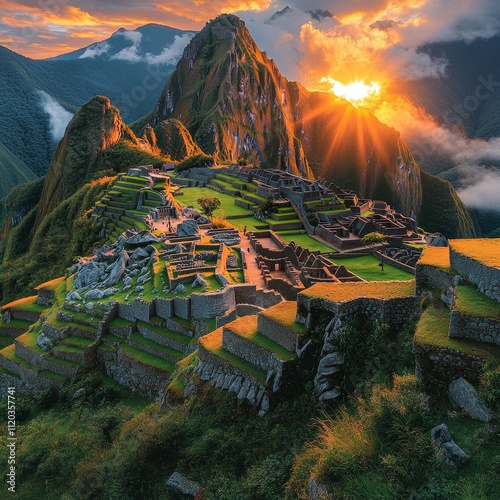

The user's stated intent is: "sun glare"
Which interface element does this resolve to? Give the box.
[322,78,382,107]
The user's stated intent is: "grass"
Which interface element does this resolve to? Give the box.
[301,280,416,302]
[174,187,253,218]
[38,370,69,382]
[200,328,267,382]
[35,276,65,292]
[16,330,45,354]
[417,246,451,270]
[1,344,37,369]
[223,316,296,360]
[414,303,500,360]
[136,321,192,348]
[259,301,306,335]
[330,255,415,281]
[449,238,500,267]
[277,231,336,253]
[122,344,175,372]
[129,332,184,360]
[109,317,135,328]
[0,318,33,331]
[1,295,47,314]
[454,284,500,320]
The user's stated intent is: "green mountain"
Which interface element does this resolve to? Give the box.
[148,14,474,237]
[0,24,193,194]
[0,141,37,198]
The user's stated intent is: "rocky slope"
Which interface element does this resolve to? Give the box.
[35,96,137,226]
[149,14,474,236]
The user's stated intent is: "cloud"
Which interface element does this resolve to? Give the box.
[456,167,500,212]
[110,30,143,62]
[79,41,111,59]
[36,90,73,141]
[145,33,195,65]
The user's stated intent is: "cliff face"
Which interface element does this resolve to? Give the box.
[150,14,474,235]
[35,96,136,226]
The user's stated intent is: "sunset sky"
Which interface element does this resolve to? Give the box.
[1,1,499,89]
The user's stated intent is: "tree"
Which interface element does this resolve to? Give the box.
[361,231,386,247]
[197,196,221,220]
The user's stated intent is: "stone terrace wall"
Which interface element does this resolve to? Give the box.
[415,263,454,296]
[450,311,500,346]
[450,249,500,302]
[297,295,419,331]
[413,344,485,389]
[191,287,235,319]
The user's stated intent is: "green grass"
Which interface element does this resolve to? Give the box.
[277,231,336,253]
[174,187,252,218]
[1,344,37,369]
[0,318,33,331]
[259,302,307,336]
[414,303,500,360]
[109,317,136,328]
[130,332,184,360]
[122,344,175,372]
[454,285,500,320]
[137,321,191,346]
[1,295,47,314]
[61,336,96,348]
[16,330,45,354]
[200,329,267,383]
[330,255,414,281]
[38,370,69,382]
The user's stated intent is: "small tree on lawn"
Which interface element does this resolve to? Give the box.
[361,231,386,248]
[197,196,221,220]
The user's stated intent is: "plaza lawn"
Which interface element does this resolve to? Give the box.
[277,231,336,253]
[174,187,252,218]
[330,255,414,281]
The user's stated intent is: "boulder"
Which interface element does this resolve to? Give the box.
[84,289,104,300]
[74,260,104,289]
[318,388,342,402]
[131,247,149,260]
[167,471,201,500]
[66,291,82,301]
[176,220,199,237]
[101,250,128,287]
[449,378,491,422]
[430,423,469,466]
[174,284,187,294]
[37,333,53,351]
[86,302,94,310]
[126,231,160,246]
[191,273,208,288]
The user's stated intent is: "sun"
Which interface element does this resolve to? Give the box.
[322,78,382,107]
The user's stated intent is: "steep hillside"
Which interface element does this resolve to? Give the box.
[151,14,473,235]
[0,141,37,198]
[34,96,135,226]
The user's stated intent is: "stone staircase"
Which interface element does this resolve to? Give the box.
[196,301,307,415]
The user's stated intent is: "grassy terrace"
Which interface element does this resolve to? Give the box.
[130,332,184,360]
[330,255,414,281]
[122,344,175,372]
[259,301,306,336]
[417,246,451,270]
[174,187,252,217]
[1,344,37,370]
[277,231,335,253]
[200,328,267,382]
[454,285,500,320]
[223,316,296,360]
[415,303,500,360]
[35,276,65,293]
[137,320,191,346]
[1,295,47,314]
[449,238,500,268]
[16,330,45,354]
[301,280,415,302]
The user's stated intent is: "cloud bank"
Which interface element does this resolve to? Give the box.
[36,90,73,141]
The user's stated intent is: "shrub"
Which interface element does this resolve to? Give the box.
[480,361,500,410]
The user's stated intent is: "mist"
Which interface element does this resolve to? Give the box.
[36,91,73,142]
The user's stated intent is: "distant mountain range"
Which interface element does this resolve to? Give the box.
[0,24,193,196]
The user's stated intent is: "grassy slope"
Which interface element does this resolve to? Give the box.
[330,254,415,281]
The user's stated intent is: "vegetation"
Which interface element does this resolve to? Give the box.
[449,238,500,267]
[361,231,386,247]
[417,246,451,270]
[176,154,214,172]
[454,284,500,320]
[330,255,415,281]
[197,196,222,220]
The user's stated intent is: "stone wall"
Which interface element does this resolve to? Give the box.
[257,314,297,351]
[233,284,257,305]
[415,263,454,296]
[106,350,172,400]
[173,296,191,319]
[155,297,174,319]
[236,304,264,317]
[450,311,500,346]
[10,309,40,323]
[197,345,270,415]
[215,309,237,328]
[413,344,485,389]
[137,322,186,351]
[191,287,235,319]
[132,299,155,322]
[222,329,283,373]
[450,249,500,302]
